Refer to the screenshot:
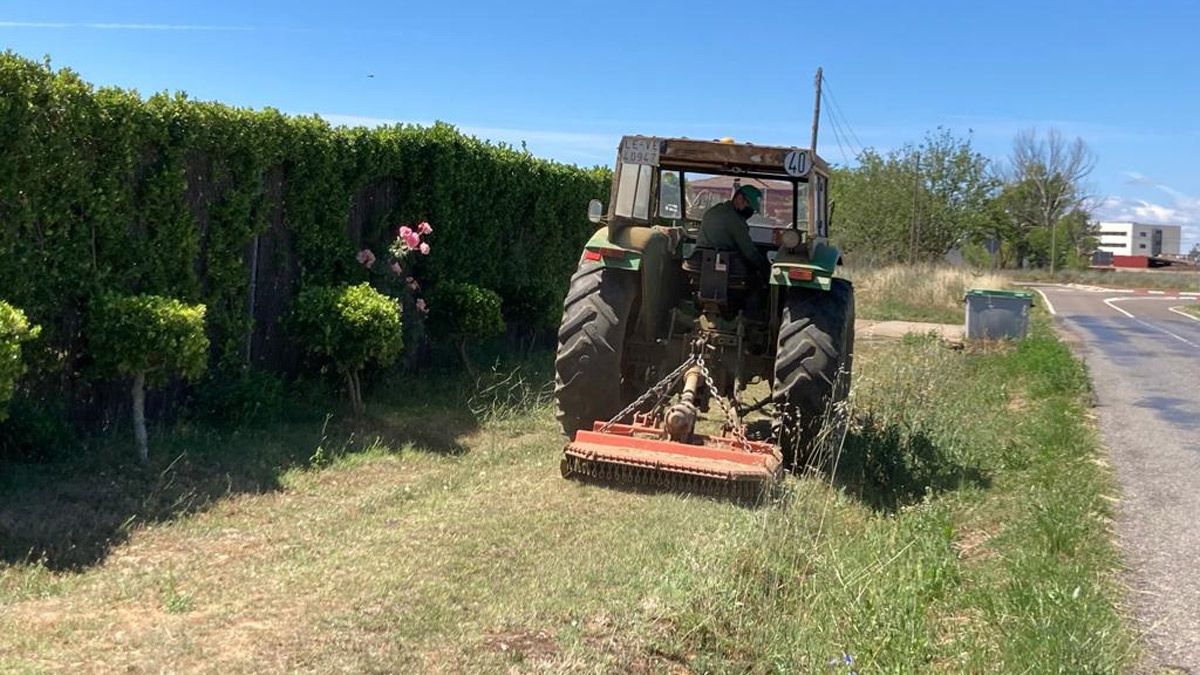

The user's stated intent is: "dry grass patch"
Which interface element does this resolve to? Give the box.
[846,264,1008,324]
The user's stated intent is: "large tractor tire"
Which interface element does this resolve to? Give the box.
[554,260,638,437]
[772,278,855,464]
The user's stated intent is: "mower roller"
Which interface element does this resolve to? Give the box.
[554,70,854,498]
[562,422,782,501]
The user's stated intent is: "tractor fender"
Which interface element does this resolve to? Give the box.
[769,240,841,290]
[580,227,642,271]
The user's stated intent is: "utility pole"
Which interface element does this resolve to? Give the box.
[811,67,822,153]
[909,151,921,264]
[1049,204,1058,276]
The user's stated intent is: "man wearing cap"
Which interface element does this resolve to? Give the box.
[697,185,770,275]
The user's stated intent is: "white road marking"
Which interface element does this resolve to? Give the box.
[1104,297,1135,318]
[1015,281,1200,298]
[1031,286,1057,315]
[1104,297,1200,348]
[1169,306,1200,322]
[1133,318,1200,349]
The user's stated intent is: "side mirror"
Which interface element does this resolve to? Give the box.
[587,199,603,224]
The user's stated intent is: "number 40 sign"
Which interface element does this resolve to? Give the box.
[783,150,810,178]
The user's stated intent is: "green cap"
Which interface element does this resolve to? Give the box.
[736,185,762,213]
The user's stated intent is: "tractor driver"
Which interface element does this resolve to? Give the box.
[697,185,770,276]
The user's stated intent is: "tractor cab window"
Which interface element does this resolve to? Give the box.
[659,170,683,219]
[813,173,828,238]
[614,162,653,221]
[667,173,803,229]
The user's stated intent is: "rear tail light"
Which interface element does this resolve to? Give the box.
[584,247,626,262]
[788,267,814,281]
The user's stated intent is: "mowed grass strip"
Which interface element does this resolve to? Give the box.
[0,323,1131,672]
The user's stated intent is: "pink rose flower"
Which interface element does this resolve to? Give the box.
[403,232,421,249]
[398,226,413,238]
[415,298,428,314]
[406,276,420,291]
[419,242,430,255]
[390,261,403,275]
[356,248,376,268]
[418,221,433,235]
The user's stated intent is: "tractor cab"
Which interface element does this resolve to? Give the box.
[590,136,835,268]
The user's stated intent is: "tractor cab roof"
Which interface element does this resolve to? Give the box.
[619,135,830,180]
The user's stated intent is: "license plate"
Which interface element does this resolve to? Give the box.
[620,137,661,166]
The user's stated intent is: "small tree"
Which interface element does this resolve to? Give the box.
[89,293,208,463]
[0,301,41,421]
[426,282,505,377]
[1001,128,1095,272]
[291,283,403,415]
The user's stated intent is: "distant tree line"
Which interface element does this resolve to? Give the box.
[829,127,1097,270]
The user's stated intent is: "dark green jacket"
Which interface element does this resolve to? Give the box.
[697,201,769,271]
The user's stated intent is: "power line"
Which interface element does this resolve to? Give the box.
[820,74,865,160]
[827,93,862,161]
[821,74,864,155]
[821,92,853,167]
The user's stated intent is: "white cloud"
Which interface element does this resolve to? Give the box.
[1122,171,1157,187]
[943,116,1200,145]
[1094,179,1200,252]
[0,21,251,31]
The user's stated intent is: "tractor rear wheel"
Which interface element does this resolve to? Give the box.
[772,278,855,464]
[554,260,638,437]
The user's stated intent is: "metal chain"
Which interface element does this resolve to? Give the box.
[695,348,751,449]
[599,355,697,432]
[600,335,755,451]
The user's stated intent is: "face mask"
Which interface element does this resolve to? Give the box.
[736,206,754,219]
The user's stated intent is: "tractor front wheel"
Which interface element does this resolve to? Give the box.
[554,260,638,437]
[772,278,855,465]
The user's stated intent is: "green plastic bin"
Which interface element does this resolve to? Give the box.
[964,289,1033,340]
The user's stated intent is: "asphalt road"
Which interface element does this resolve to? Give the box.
[1032,284,1200,672]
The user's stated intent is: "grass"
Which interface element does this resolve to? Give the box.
[1175,303,1200,318]
[0,317,1134,672]
[844,264,1008,325]
[1012,267,1200,293]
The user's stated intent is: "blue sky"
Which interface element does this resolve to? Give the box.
[3,0,1198,249]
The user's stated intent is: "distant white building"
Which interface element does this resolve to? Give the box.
[1095,222,1182,257]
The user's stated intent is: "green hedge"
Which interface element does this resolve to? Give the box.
[290,283,403,414]
[0,52,609,405]
[426,282,505,345]
[290,283,404,376]
[0,300,40,421]
[87,293,209,386]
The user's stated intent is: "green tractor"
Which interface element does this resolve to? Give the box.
[555,134,855,495]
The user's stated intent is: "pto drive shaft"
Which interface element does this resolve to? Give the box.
[664,366,704,442]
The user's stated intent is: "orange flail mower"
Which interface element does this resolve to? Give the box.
[561,420,783,500]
